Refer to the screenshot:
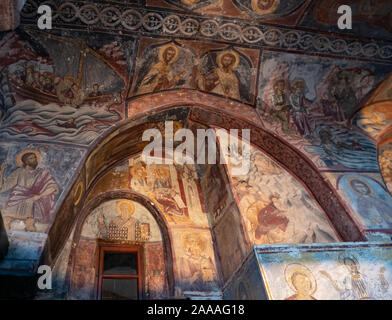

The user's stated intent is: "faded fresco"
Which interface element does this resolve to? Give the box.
[302,0,392,38]
[0,142,85,233]
[220,136,339,245]
[70,199,167,299]
[258,51,390,171]
[379,142,392,194]
[233,0,307,19]
[171,227,220,294]
[130,39,258,105]
[0,30,134,145]
[127,154,209,227]
[82,200,163,242]
[338,174,392,231]
[256,243,392,300]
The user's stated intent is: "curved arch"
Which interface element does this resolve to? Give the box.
[66,190,175,298]
[47,93,366,282]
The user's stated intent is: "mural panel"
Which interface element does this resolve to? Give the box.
[171,227,220,294]
[70,199,167,299]
[337,174,392,231]
[0,142,85,234]
[233,0,307,19]
[130,39,259,105]
[379,141,392,194]
[220,136,339,245]
[258,51,391,171]
[301,0,392,39]
[0,31,135,145]
[256,243,392,300]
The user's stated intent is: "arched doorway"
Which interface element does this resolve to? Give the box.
[66,191,174,299]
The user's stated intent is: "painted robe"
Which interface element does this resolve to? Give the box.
[0,167,58,223]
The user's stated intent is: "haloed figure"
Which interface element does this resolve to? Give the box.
[137,45,186,95]
[197,50,241,100]
[285,264,317,300]
[0,150,58,231]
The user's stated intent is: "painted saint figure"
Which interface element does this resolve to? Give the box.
[320,254,389,300]
[350,178,392,228]
[129,165,149,194]
[153,167,186,218]
[197,50,241,100]
[285,263,317,300]
[246,194,290,244]
[179,232,217,291]
[0,150,59,231]
[269,79,292,134]
[331,70,358,119]
[136,44,186,95]
[289,79,313,137]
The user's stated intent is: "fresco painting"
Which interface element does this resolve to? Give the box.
[70,199,167,299]
[302,0,392,38]
[171,227,220,294]
[256,243,392,300]
[258,51,390,171]
[0,142,85,234]
[82,200,163,242]
[128,155,209,227]
[232,0,307,19]
[0,31,135,145]
[0,0,392,300]
[219,135,339,245]
[130,39,258,105]
[338,174,392,231]
[379,142,392,194]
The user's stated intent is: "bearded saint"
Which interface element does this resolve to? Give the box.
[0,151,58,231]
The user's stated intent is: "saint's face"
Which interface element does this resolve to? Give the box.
[186,236,202,257]
[221,54,235,69]
[119,204,131,220]
[25,154,38,169]
[163,48,176,63]
[292,273,312,295]
[352,181,370,195]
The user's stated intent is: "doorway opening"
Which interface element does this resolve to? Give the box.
[97,244,143,300]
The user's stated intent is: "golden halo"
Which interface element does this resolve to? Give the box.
[116,200,135,217]
[347,177,374,196]
[217,50,239,70]
[73,181,84,206]
[284,263,317,295]
[16,150,40,167]
[130,165,146,177]
[154,167,170,178]
[158,44,179,64]
[182,231,206,251]
[251,0,280,15]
